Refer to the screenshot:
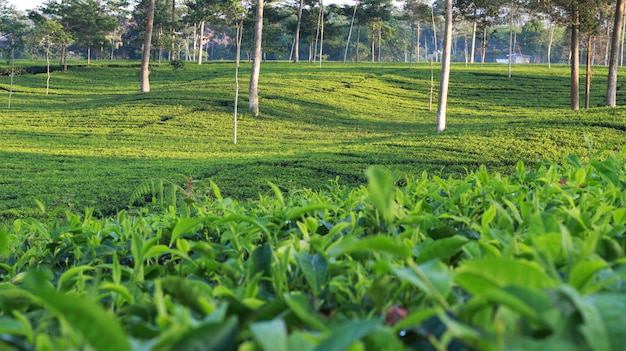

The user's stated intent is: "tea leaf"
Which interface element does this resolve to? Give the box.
[560,286,610,351]
[456,258,556,293]
[569,260,609,291]
[0,318,27,335]
[288,331,319,351]
[584,293,626,351]
[327,235,411,258]
[56,266,95,291]
[250,319,288,351]
[367,166,397,225]
[313,319,380,351]
[251,243,273,278]
[171,316,238,351]
[98,282,135,304]
[161,276,215,315]
[283,293,328,332]
[23,271,131,351]
[0,227,8,257]
[296,253,329,296]
[393,260,452,303]
[170,218,206,245]
[287,204,332,221]
[416,235,468,263]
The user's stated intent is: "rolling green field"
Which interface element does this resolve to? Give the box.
[2,61,626,350]
[1,61,625,220]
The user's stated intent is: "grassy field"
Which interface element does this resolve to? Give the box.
[2,60,626,351]
[1,60,625,221]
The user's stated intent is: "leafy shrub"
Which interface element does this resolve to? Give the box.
[169,60,185,70]
[1,147,626,350]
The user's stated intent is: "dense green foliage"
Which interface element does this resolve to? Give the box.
[1,61,625,222]
[1,145,626,350]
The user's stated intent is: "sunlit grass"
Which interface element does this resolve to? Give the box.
[1,60,625,220]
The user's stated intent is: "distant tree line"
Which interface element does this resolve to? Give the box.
[0,0,623,66]
[1,0,625,112]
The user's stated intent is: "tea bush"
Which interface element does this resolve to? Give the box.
[0,145,625,350]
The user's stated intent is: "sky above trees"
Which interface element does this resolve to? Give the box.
[9,0,43,12]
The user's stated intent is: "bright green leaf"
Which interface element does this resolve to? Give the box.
[283,293,328,332]
[170,316,238,351]
[392,260,452,302]
[250,319,288,351]
[416,235,468,264]
[327,235,411,258]
[313,319,381,351]
[23,271,131,351]
[296,253,329,296]
[367,166,397,225]
[456,258,556,294]
[170,218,206,246]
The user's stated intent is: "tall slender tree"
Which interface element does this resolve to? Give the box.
[0,3,26,110]
[343,0,358,63]
[293,0,305,62]
[64,0,118,64]
[249,0,264,116]
[141,0,156,93]
[540,0,583,110]
[403,0,430,65]
[41,0,72,70]
[232,3,245,144]
[31,19,72,94]
[607,0,625,106]
[437,0,452,132]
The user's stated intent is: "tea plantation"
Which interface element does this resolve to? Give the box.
[0,61,626,350]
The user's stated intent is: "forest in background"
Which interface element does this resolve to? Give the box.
[0,0,622,66]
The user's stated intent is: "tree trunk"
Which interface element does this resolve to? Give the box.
[198,21,205,65]
[344,1,358,63]
[619,10,626,66]
[377,23,382,62]
[417,21,421,63]
[431,3,438,54]
[184,38,189,61]
[371,28,375,63]
[571,16,580,110]
[60,44,67,71]
[437,0,452,132]
[603,24,611,65]
[319,0,324,68]
[158,26,163,65]
[141,0,155,93]
[429,56,434,111]
[192,23,197,61]
[356,24,361,62]
[8,41,14,110]
[585,34,592,108]
[294,0,304,62]
[481,26,487,64]
[46,41,51,95]
[234,15,244,145]
[88,47,91,65]
[508,5,514,78]
[607,0,624,106]
[249,0,264,116]
[171,0,176,61]
[313,4,322,63]
[547,23,554,68]
[463,24,468,65]
[410,24,415,68]
[470,16,476,63]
